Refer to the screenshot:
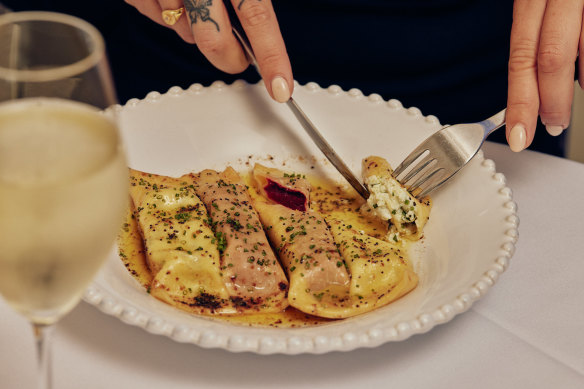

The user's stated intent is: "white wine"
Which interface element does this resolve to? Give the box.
[0,98,128,325]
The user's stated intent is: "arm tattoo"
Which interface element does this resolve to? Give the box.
[237,0,261,10]
[184,0,220,32]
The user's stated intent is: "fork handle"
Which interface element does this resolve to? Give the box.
[480,109,507,138]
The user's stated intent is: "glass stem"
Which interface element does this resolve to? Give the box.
[32,323,55,389]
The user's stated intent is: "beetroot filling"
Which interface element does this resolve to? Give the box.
[264,179,306,211]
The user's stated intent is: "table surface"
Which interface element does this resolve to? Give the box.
[1,141,583,389]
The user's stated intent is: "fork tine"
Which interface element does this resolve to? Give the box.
[417,178,448,199]
[398,153,436,185]
[416,164,464,199]
[392,146,429,177]
[407,167,445,196]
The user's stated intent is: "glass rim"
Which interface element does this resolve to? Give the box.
[0,11,106,83]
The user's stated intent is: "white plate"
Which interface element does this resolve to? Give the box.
[84,80,518,355]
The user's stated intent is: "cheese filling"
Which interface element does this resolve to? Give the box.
[365,174,418,240]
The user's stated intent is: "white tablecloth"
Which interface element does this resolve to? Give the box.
[1,142,583,388]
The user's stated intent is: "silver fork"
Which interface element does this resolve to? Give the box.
[392,109,507,199]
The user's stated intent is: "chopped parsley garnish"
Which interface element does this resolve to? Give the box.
[215,231,227,254]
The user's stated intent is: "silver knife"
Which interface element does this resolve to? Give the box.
[228,17,370,200]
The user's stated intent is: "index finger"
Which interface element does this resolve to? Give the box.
[232,0,293,102]
[506,0,547,152]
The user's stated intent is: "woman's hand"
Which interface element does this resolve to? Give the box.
[124,0,293,102]
[507,0,583,152]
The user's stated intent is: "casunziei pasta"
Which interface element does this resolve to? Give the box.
[118,156,431,327]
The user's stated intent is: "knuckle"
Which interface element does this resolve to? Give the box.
[539,106,570,119]
[538,43,566,74]
[195,30,226,54]
[508,38,538,74]
[507,96,539,116]
[258,49,283,70]
[539,107,570,118]
[507,100,537,110]
[239,2,271,28]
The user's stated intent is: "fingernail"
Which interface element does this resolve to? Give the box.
[509,124,527,152]
[545,125,564,136]
[271,76,290,103]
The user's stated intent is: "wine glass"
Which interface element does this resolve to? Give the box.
[0,11,128,388]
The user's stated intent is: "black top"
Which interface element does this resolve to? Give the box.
[3,0,566,156]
